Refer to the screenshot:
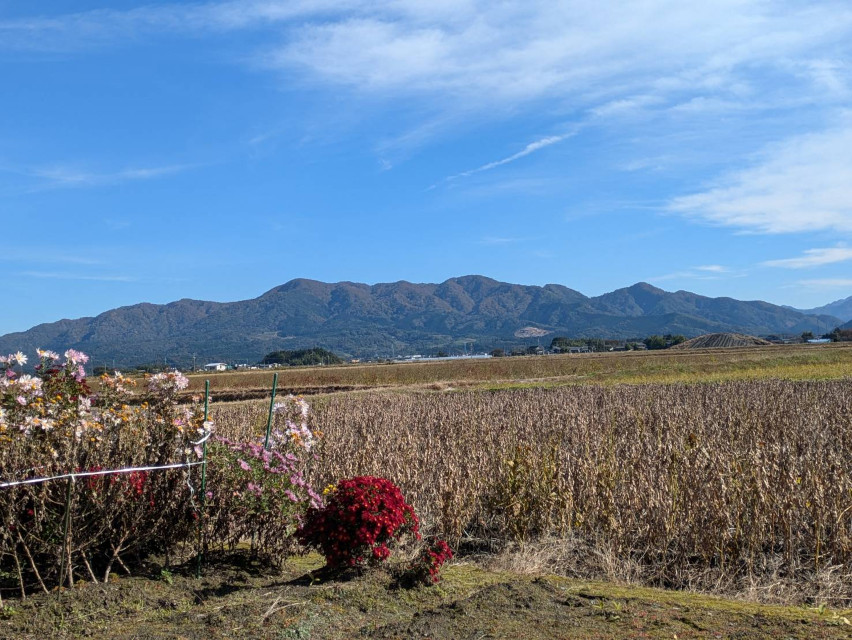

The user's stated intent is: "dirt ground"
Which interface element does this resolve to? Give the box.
[1,551,850,639]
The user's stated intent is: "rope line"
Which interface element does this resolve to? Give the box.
[0,461,205,489]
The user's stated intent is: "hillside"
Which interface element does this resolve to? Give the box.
[0,276,841,367]
[795,295,852,323]
[790,296,852,322]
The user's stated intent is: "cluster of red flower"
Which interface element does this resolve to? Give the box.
[297,475,420,568]
[83,467,153,507]
[417,538,454,583]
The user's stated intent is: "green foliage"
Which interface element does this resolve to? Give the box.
[643,334,686,350]
[827,327,852,342]
[261,348,343,367]
[644,335,667,350]
[550,337,608,352]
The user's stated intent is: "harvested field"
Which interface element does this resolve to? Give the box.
[671,332,773,349]
[215,379,852,603]
[186,342,852,397]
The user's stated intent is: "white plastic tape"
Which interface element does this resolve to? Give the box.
[0,461,205,489]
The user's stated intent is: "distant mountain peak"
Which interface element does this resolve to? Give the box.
[794,294,852,323]
[628,282,666,293]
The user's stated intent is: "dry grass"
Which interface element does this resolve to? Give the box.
[214,379,852,604]
[189,342,852,396]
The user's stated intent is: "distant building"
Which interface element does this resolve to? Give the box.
[806,339,832,344]
[204,362,228,371]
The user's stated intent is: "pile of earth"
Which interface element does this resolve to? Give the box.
[670,332,773,349]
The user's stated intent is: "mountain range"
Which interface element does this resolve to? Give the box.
[791,296,852,323]
[0,276,846,368]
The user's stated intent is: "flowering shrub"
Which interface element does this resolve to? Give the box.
[204,395,321,562]
[296,476,420,569]
[410,538,454,584]
[0,350,212,590]
[269,394,317,452]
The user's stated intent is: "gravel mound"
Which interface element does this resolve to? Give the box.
[670,332,773,349]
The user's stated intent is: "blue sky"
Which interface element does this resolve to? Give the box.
[2,0,852,335]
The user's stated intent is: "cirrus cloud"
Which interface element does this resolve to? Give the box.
[669,125,852,234]
[763,247,852,268]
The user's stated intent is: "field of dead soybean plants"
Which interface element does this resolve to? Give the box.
[212,344,852,605]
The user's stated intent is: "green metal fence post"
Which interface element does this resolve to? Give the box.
[263,372,279,451]
[195,380,210,579]
[59,476,75,587]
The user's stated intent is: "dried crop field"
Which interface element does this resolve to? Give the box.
[214,378,852,603]
[191,342,852,397]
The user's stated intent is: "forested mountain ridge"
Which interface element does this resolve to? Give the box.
[0,276,841,367]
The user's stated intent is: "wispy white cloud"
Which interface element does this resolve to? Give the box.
[619,156,671,172]
[8,2,852,109]
[0,1,351,50]
[478,236,521,245]
[2,163,197,192]
[763,247,852,268]
[272,2,852,107]
[103,219,132,231]
[796,278,852,289]
[651,265,739,282]
[20,271,135,282]
[0,250,100,265]
[437,130,579,186]
[7,1,852,217]
[591,95,663,118]
[669,125,852,234]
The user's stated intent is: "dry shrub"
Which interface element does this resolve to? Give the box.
[0,357,211,594]
[214,379,852,603]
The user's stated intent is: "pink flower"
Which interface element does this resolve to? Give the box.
[238,459,251,471]
[64,349,89,365]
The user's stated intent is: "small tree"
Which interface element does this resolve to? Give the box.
[644,335,667,350]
